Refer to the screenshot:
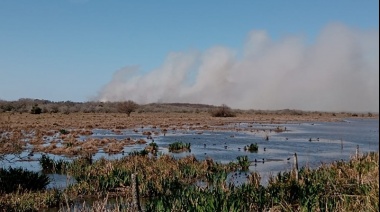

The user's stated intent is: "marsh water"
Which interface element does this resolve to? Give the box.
[1,118,379,187]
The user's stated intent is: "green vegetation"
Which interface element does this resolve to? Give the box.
[147,152,379,211]
[59,129,69,135]
[145,142,159,154]
[39,154,69,174]
[30,104,42,114]
[168,141,191,153]
[129,149,149,156]
[0,167,50,193]
[0,152,378,211]
[236,156,250,171]
[244,143,258,152]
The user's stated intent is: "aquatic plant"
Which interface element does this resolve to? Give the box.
[244,143,258,152]
[39,154,69,174]
[168,141,191,153]
[236,156,250,171]
[146,152,379,211]
[129,149,149,156]
[145,142,158,154]
[1,149,378,211]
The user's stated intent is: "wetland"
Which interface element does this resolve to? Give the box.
[0,103,378,211]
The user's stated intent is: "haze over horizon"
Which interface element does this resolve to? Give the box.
[98,23,379,112]
[1,1,378,112]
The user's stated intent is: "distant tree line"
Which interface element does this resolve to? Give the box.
[0,98,138,115]
[0,98,375,117]
[0,99,216,115]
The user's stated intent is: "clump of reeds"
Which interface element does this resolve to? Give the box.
[39,154,68,174]
[0,189,63,211]
[146,152,379,211]
[168,141,191,153]
[236,156,250,171]
[144,142,158,154]
[244,143,258,152]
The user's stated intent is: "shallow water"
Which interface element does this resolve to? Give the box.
[1,118,378,187]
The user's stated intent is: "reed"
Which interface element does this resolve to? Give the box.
[1,151,377,211]
[168,141,191,153]
[0,189,62,211]
[236,156,250,171]
[244,143,258,152]
[39,154,69,174]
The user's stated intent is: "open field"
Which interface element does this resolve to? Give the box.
[1,109,376,131]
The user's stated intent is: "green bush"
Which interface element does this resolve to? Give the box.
[0,167,50,193]
[30,104,42,114]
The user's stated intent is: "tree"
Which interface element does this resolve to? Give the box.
[117,100,139,117]
[31,104,42,114]
[210,104,236,117]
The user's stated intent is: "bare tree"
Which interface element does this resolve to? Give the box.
[117,100,139,117]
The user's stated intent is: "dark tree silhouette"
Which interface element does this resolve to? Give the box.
[117,100,139,117]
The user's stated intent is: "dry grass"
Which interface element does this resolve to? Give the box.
[0,111,368,132]
[0,111,376,158]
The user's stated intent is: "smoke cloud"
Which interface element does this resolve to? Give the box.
[97,23,379,112]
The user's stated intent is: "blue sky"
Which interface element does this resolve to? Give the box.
[0,1,379,108]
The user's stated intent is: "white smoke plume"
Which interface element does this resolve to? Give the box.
[97,23,379,112]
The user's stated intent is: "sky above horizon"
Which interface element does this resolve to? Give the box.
[0,1,379,112]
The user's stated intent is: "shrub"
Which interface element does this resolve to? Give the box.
[0,167,50,193]
[210,104,236,117]
[30,104,42,114]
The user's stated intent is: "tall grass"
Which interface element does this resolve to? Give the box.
[147,152,379,211]
[39,154,69,174]
[1,152,378,211]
